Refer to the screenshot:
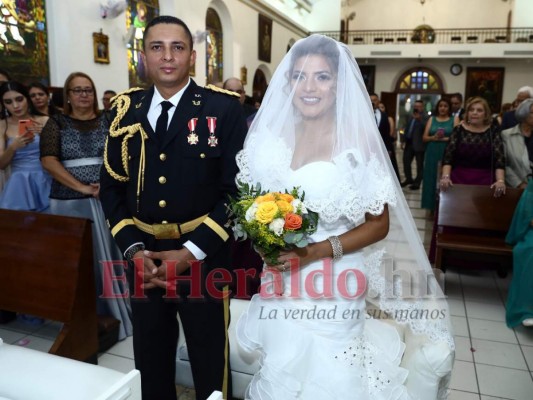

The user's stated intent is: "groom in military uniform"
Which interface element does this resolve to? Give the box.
[100,16,246,400]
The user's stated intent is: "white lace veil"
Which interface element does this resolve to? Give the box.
[236,34,454,350]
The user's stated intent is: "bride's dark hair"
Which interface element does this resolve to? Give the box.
[289,35,340,72]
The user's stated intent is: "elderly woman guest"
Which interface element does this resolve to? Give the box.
[502,99,533,189]
[440,96,506,196]
[28,82,59,116]
[428,97,506,263]
[421,98,455,213]
[40,72,132,340]
[0,81,50,211]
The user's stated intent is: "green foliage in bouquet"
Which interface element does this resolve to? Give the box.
[227,182,319,265]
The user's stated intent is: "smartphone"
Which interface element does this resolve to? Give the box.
[18,119,33,136]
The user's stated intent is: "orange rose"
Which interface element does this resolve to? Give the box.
[284,213,303,230]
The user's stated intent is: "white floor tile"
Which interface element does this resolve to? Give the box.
[97,353,136,374]
[106,335,134,359]
[449,390,480,400]
[0,318,44,334]
[481,396,515,400]
[446,279,464,300]
[450,360,479,393]
[0,328,26,344]
[463,286,503,305]
[469,318,517,344]
[460,271,497,289]
[32,321,62,340]
[452,316,470,337]
[409,208,427,218]
[449,298,467,317]
[16,335,54,352]
[477,363,533,400]
[521,345,533,371]
[412,217,431,230]
[514,325,533,346]
[455,335,474,362]
[471,339,528,370]
[465,301,506,322]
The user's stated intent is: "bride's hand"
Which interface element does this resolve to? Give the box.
[277,246,315,272]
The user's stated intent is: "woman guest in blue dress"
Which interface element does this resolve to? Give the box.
[505,178,533,328]
[0,81,51,212]
[40,72,132,340]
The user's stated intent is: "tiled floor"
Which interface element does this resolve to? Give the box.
[1,177,532,400]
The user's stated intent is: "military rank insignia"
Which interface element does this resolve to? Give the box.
[206,116,218,147]
[187,118,199,145]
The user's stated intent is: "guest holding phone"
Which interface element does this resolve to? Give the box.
[0,81,51,212]
[0,81,51,325]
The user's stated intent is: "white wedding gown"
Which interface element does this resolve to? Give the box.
[236,160,413,400]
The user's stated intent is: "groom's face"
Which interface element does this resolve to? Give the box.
[290,54,336,120]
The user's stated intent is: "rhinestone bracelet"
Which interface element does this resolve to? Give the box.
[327,236,343,261]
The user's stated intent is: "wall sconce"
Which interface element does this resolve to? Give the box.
[241,66,248,86]
[420,0,426,4]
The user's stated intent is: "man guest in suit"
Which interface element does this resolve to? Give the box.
[401,100,427,189]
[100,16,246,400]
[370,93,400,180]
[450,93,465,121]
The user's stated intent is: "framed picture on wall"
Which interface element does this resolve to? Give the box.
[359,65,376,94]
[93,31,110,64]
[465,67,505,114]
[258,14,272,63]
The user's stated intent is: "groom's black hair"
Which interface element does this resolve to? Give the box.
[143,15,194,50]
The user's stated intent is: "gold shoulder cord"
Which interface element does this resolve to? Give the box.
[103,87,148,212]
[205,84,241,99]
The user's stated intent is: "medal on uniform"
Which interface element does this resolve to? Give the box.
[187,118,199,145]
[206,116,218,147]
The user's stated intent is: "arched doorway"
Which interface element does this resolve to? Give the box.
[394,66,444,132]
[206,8,223,85]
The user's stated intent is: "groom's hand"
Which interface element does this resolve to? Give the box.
[143,248,197,289]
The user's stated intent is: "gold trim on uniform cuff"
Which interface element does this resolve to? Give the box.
[111,218,135,237]
[202,217,229,241]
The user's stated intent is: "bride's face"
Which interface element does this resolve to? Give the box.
[290,54,336,120]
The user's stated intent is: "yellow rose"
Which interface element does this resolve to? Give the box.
[276,200,293,215]
[278,193,295,203]
[255,201,279,224]
[255,193,276,203]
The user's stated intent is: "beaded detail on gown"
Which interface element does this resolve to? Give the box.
[0,136,51,211]
[236,161,412,400]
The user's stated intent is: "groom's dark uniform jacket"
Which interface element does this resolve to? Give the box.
[100,81,246,400]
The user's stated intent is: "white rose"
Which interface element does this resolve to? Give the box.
[291,199,307,214]
[245,203,258,222]
[269,218,285,236]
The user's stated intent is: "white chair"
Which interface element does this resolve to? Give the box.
[0,338,141,400]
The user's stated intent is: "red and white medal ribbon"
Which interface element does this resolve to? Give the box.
[187,118,199,145]
[206,117,218,147]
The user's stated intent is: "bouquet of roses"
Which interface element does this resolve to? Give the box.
[227,183,319,265]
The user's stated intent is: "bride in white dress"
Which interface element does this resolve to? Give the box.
[235,35,454,399]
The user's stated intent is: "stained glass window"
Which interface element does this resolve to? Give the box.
[126,0,159,88]
[0,0,48,84]
[206,8,223,85]
[397,67,442,93]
